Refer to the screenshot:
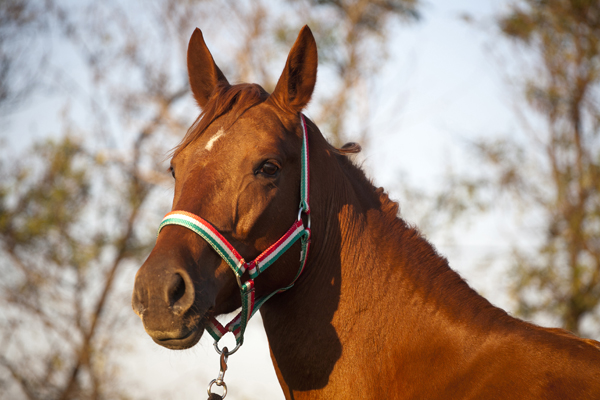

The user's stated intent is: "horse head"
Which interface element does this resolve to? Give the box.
[132,26,318,350]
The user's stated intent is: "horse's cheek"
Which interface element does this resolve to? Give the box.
[234,184,275,238]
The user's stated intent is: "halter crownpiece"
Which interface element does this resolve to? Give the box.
[157,114,312,354]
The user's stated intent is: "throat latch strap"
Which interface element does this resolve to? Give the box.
[157,114,311,352]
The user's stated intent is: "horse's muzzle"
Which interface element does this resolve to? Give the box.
[132,253,209,350]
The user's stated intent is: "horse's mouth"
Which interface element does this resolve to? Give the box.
[152,324,203,350]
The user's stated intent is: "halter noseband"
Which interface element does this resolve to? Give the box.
[157,114,311,355]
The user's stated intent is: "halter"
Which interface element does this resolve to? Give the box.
[157,114,311,355]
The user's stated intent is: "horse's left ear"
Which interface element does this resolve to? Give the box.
[269,25,318,113]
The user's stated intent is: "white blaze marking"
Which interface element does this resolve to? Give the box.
[205,128,226,151]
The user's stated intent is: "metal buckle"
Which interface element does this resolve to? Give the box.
[234,272,243,290]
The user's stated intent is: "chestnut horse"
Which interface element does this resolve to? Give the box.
[132,26,600,399]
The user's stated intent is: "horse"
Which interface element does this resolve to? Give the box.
[132,25,600,399]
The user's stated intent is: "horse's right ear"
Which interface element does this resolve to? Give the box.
[187,28,229,109]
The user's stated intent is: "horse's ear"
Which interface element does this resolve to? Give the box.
[269,25,318,113]
[187,28,229,109]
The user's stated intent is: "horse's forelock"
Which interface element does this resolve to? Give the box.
[172,83,269,158]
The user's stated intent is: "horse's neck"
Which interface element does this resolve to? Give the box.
[260,146,505,397]
[319,183,502,336]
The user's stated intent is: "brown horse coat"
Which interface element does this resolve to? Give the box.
[132,26,600,399]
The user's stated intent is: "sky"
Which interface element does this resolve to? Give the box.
[2,1,536,399]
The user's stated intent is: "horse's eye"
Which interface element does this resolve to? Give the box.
[259,162,279,176]
[169,166,175,179]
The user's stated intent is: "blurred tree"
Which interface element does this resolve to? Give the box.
[414,0,600,338]
[0,0,421,398]
[493,0,600,337]
[0,137,154,399]
[0,1,191,397]
[0,0,50,114]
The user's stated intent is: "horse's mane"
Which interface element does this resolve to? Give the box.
[334,151,511,325]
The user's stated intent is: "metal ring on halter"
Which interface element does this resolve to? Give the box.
[297,208,310,230]
[207,379,227,399]
[214,339,243,356]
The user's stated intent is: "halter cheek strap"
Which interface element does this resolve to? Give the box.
[157,114,311,354]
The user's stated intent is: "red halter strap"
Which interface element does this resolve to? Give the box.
[157,114,311,354]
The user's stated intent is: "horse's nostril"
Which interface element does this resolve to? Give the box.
[166,272,195,314]
[169,273,186,306]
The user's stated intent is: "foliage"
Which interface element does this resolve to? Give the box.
[0,0,51,113]
[495,0,600,336]
[0,136,153,399]
[420,0,600,337]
